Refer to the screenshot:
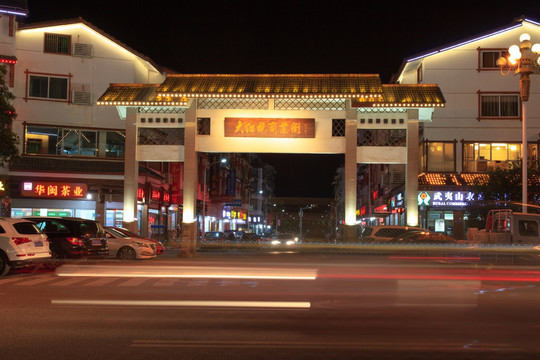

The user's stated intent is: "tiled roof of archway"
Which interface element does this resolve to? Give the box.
[156,74,384,99]
[97,74,445,107]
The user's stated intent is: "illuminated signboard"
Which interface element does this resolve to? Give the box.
[137,187,145,202]
[224,118,315,138]
[163,192,170,204]
[418,191,481,207]
[151,189,161,202]
[21,182,87,199]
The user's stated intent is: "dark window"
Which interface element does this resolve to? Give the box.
[479,49,509,69]
[332,119,345,137]
[518,220,538,237]
[12,222,41,235]
[417,64,423,83]
[24,125,125,158]
[28,75,68,100]
[480,94,519,118]
[0,225,5,234]
[44,33,71,54]
[197,118,211,135]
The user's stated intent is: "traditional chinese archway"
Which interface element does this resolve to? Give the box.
[98,74,445,255]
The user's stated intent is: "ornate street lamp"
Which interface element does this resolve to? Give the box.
[497,33,540,213]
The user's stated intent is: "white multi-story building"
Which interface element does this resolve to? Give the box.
[0,6,175,235]
[395,16,540,238]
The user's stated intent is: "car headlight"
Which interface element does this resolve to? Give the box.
[271,240,281,245]
[134,241,149,248]
[286,240,295,246]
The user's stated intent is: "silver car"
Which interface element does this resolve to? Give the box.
[104,227,156,260]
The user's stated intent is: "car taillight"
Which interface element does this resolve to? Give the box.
[12,237,32,245]
[66,237,84,245]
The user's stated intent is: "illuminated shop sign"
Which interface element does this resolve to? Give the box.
[151,189,161,202]
[22,182,87,198]
[137,187,145,202]
[223,210,248,220]
[418,191,479,207]
[224,118,315,138]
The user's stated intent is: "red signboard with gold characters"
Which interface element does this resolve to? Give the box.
[21,181,88,199]
[225,118,315,138]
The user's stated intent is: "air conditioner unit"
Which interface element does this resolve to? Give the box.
[73,43,93,58]
[72,90,92,105]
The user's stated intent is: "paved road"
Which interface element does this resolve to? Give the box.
[2,250,540,359]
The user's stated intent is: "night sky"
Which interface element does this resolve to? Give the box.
[24,1,540,197]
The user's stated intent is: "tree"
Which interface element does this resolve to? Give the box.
[468,162,540,229]
[0,65,19,167]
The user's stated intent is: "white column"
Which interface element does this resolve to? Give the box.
[181,100,198,255]
[406,109,419,227]
[344,102,358,241]
[122,107,138,232]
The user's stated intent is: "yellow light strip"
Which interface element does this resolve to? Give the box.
[56,264,318,280]
[156,93,383,99]
[97,101,188,106]
[52,299,312,309]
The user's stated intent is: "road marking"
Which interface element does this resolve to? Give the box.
[15,277,56,286]
[151,278,178,287]
[83,277,121,286]
[51,277,89,286]
[51,299,311,309]
[0,277,26,285]
[118,277,150,287]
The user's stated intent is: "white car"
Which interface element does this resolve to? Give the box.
[104,227,156,260]
[0,217,51,276]
[271,233,299,246]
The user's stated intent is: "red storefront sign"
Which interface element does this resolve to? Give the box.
[21,181,87,199]
[137,187,145,202]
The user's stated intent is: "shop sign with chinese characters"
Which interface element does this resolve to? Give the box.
[225,118,315,138]
[22,182,88,199]
[418,191,481,207]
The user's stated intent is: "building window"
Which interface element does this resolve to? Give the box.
[425,142,455,172]
[332,119,345,137]
[28,75,69,100]
[197,118,211,135]
[417,63,423,83]
[24,125,125,158]
[462,142,526,172]
[44,33,71,55]
[479,93,519,119]
[478,49,509,70]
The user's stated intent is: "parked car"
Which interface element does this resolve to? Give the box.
[240,233,262,243]
[0,217,51,276]
[106,226,164,255]
[392,231,458,244]
[358,226,425,243]
[224,230,240,241]
[202,231,226,242]
[24,217,108,261]
[104,227,157,260]
[271,233,298,246]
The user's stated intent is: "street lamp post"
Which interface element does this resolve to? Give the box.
[497,33,540,213]
[202,158,227,235]
[298,205,314,240]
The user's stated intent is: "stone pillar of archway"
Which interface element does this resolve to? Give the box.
[343,103,358,242]
[180,100,198,256]
[406,109,420,227]
[122,107,139,233]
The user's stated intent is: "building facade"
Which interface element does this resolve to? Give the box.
[395,16,540,239]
